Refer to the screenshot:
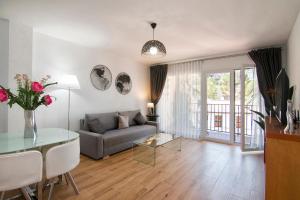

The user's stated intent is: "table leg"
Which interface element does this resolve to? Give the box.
[179,137,182,151]
[0,192,5,200]
[154,147,156,166]
[133,144,156,166]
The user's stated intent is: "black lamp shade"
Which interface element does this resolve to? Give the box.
[141,40,167,58]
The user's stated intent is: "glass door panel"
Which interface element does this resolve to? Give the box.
[206,72,231,141]
[234,69,242,143]
[234,68,264,151]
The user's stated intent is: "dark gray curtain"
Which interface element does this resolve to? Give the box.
[150,65,168,107]
[248,48,282,114]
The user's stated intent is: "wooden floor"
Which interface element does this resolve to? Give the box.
[50,140,265,200]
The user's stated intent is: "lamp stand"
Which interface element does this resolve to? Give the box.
[68,88,71,130]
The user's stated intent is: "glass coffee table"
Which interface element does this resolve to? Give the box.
[132,133,182,166]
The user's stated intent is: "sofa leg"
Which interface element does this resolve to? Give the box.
[1,192,5,200]
[103,155,110,160]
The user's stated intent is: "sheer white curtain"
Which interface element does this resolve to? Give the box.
[157,60,202,139]
[249,68,265,150]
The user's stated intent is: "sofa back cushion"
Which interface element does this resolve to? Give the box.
[118,110,140,126]
[85,112,118,131]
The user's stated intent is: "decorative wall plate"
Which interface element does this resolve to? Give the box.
[115,72,132,95]
[90,65,112,91]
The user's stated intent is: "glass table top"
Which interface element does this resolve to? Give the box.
[133,133,181,148]
[0,128,79,154]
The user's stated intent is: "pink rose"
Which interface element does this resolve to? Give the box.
[0,89,8,102]
[31,82,44,93]
[43,95,52,106]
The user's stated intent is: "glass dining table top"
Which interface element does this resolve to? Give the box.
[0,128,79,154]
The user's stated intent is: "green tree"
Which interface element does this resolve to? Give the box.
[207,70,256,104]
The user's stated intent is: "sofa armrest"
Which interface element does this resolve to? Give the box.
[146,121,159,133]
[77,130,104,160]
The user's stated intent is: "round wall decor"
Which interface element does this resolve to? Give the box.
[115,72,132,95]
[90,65,112,91]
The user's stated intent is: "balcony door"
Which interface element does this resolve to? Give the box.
[204,67,263,150]
[234,68,264,151]
[205,71,234,143]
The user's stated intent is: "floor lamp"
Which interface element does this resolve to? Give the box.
[59,75,80,130]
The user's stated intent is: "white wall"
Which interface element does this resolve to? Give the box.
[0,20,32,132]
[0,19,9,132]
[202,54,254,72]
[7,22,33,132]
[33,33,149,131]
[288,11,300,108]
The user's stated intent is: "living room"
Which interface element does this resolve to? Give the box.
[0,0,300,200]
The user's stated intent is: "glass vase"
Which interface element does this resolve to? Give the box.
[24,110,37,138]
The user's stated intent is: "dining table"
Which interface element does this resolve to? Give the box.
[0,128,79,200]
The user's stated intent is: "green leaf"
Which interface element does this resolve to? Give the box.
[254,118,265,130]
[43,82,58,88]
[250,110,265,119]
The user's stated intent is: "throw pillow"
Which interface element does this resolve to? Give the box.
[87,118,106,134]
[118,110,140,126]
[118,115,129,129]
[134,112,147,125]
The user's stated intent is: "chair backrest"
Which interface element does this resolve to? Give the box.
[0,151,43,191]
[46,138,80,179]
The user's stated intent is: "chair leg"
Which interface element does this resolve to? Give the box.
[66,172,79,195]
[64,174,69,185]
[48,182,55,200]
[58,175,63,184]
[38,181,43,200]
[21,187,31,200]
[0,192,5,200]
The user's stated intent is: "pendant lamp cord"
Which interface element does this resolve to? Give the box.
[152,28,154,40]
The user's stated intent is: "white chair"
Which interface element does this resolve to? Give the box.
[45,138,80,200]
[0,151,43,200]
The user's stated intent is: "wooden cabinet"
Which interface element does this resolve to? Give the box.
[265,117,300,200]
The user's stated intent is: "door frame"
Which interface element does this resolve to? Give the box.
[200,65,258,149]
[239,65,263,152]
[202,69,235,145]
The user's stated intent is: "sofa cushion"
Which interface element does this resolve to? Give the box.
[118,115,129,129]
[134,112,146,125]
[118,110,140,126]
[86,112,118,131]
[87,118,106,134]
[102,125,156,148]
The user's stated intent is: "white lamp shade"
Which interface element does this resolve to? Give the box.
[58,75,80,90]
[147,103,154,108]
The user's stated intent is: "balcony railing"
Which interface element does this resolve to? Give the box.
[207,104,258,139]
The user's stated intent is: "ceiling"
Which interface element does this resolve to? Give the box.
[1,0,300,65]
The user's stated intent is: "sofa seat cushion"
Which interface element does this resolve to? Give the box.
[85,112,118,131]
[103,125,156,148]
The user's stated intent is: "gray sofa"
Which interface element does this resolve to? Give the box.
[78,110,158,160]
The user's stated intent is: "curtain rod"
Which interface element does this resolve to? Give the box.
[150,50,249,66]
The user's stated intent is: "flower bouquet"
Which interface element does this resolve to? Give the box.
[0,74,57,138]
